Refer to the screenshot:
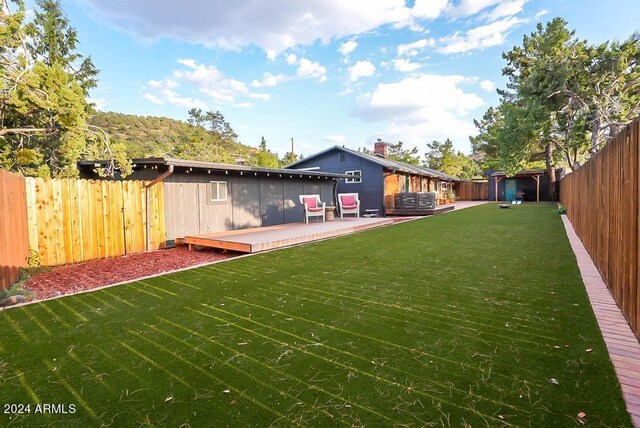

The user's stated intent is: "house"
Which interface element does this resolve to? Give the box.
[486,168,565,202]
[78,157,345,245]
[286,142,461,215]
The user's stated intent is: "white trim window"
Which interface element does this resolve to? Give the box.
[345,170,362,183]
[209,181,228,202]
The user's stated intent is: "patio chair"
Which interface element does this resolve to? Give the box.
[514,190,524,204]
[338,193,360,219]
[299,194,325,223]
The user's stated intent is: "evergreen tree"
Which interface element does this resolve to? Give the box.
[0,0,126,177]
[387,141,420,165]
[424,139,479,180]
[254,136,280,167]
[473,17,640,196]
[27,0,98,94]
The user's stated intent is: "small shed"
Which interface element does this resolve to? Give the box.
[78,157,345,246]
[286,143,461,215]
[486,168,565,202]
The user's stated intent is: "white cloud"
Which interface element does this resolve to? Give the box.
[248,93,271,101]
[437,17,524,54]
[445,0,502,18]
[83,0,419,57]
[143,93,164,105]
[397,38,435,56]
[148,79,178,90]
[324,135,347,143]
[143,78,208,109]
[83,0,525,59]
[145,59,270,108]
[479,79,495,92]
[479,0,528,21]
[354,74,485,151]
[535,9,548,19]
[251,72,290,88]
[296,58,327,82]
[338,39,358,55]
[348,60,376,81]
[286,53,297,65]
[233,102,254,108]
[172,58,269,102]
[412,0,449,19]
[393,58,422,72]
[88,97,108,110]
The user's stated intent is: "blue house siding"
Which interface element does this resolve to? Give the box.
[291,150,385,215]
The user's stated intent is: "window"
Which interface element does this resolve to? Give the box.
[209,181,228,202]
[345,170,362,184]
[339,153,346,162]
[441,181,449,191]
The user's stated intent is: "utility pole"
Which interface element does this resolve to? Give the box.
[291,137,294,162]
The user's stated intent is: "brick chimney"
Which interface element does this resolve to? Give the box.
[373,139,388,158]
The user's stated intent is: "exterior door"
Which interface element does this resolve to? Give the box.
[505,178,517,202]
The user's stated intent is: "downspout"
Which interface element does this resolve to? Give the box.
[145,165,174,251]
[333,178,339,217]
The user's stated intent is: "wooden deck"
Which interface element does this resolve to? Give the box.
[185,217,393,253]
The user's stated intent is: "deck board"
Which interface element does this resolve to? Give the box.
[185,217,393,253]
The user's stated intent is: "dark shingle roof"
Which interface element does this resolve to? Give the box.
[78,157,349,178]
[287,146,461,181]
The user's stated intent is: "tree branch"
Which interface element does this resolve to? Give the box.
[0,126,58,137]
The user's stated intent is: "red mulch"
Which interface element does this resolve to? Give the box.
[25,246,239,300]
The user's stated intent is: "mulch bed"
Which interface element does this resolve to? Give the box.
[25,246,238,300]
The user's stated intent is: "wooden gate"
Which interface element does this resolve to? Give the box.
[0,170,29,289]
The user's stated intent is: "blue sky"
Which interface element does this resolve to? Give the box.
[46,1,640,157]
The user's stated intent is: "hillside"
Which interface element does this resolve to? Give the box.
[89,111,265,164]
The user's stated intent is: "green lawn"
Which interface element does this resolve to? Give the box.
[0,204,632,427]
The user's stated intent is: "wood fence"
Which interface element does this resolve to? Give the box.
[0,170,29,290]
[456,181,489,200]
[24,178,166,266]
[560,118,640,339]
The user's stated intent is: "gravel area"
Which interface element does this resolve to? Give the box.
[25,246,238,300]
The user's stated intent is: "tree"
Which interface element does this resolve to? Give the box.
[253,136,280,168]
[387,141,420,165]
[0,0,127,177]
[180,108,242,163]
[473,18,640,198]
[281,151,300,166]
[424,138,479,179]
[26,0,98,94]
[188,108,238,141]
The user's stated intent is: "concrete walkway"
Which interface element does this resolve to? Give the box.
[561,216,640,427]
[450,200,489,210]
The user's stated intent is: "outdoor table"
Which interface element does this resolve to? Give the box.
[325,205,336,221]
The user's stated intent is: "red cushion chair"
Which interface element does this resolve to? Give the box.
[338,193,360,219]
[299,194,326,223]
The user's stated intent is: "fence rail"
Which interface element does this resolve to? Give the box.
[24,178,165,267]
[456,181,488,201]
[0,170,29,290]
[560,118,640,339]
